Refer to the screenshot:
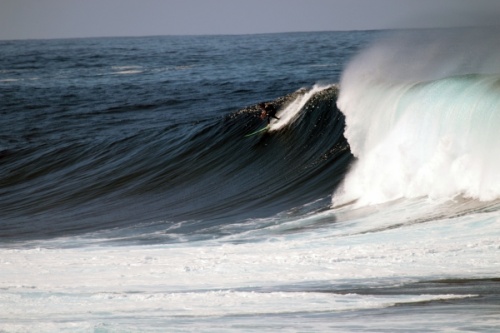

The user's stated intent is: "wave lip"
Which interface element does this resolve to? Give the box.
[269,84,333,131]
[334,29,500,207]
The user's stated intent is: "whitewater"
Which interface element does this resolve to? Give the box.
[1,29,499,332]
[334,28,500,206]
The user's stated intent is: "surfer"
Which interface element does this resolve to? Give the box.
[259,103,280,124]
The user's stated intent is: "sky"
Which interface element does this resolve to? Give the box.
[1,0,499,40]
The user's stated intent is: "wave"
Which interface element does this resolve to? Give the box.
[0,85,351,241]
[138,85,350,229]
[333,28,500,207]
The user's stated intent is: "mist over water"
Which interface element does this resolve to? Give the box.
[334,28,500,206]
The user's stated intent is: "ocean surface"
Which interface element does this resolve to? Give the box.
[1,29,499,332]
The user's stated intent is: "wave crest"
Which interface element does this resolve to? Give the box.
[334,29,500,206]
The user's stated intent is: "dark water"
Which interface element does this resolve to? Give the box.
[0,31,375,242]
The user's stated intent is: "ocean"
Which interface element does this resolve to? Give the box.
[1,29,499,332]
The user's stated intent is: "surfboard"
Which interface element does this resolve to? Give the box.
[245,125,269,137]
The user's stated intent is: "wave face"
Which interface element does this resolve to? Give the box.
[0,84,350,242]
[334,28,500,206]
[148,85,350,235]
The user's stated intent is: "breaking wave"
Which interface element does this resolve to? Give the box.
[334,28,500,206]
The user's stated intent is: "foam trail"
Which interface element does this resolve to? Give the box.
[333,28,500,207]
[269,84,331,131]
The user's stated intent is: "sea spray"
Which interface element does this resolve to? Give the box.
[333,28,500,206]
[269,84,333,131]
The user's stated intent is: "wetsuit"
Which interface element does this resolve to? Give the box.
[263,104,279,124]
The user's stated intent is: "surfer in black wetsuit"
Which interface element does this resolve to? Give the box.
[259,103,280,124]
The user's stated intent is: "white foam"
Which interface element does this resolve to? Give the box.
[1,201,499,331]
[0,289,474,332]
[334,29,500,207]
[111,65,143,75]
[269,84,332,131]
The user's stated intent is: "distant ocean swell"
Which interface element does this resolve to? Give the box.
[0,85,351,242]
